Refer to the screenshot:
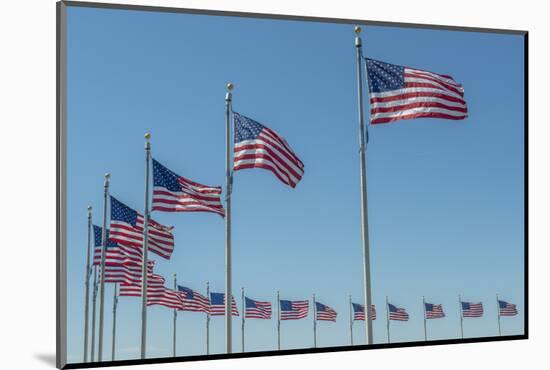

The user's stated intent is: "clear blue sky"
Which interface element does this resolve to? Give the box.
[65,5,525,363]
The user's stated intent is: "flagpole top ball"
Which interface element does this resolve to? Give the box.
[87,205,92,211]
[227,83,234,91]
[144,133,151,140]
[105,173,111,179]
[354,26,361,34]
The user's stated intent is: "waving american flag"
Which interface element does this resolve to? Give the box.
[315,302,337,322]
[352,303,376,320]
[245,297,272,319]
[152,158,224,217]
[279,299,309,320]
[233,112,304,188]
[365,58,467,125]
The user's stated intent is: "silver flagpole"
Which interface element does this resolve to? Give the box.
[111,283,118,361]
[140,133,152,359]
[90,265,98,362]
[241,287,245,352]
[173,274,177,357]
[83,205,92,362]
[496,294,502,336]
[385,296,390,343]
[422,296,427,341]
[98,173,110,361]
[459,294,464,339]
[206,281,210,355]
[354,25,374,346]
[224,82,234,354]
[277,290,281,350]
[313,294,317,348]
[349,295,353,345]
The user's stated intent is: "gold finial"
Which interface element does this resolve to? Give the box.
[144,133,151,140]
[105,172,111,179]
[354,25,361,34]
[227,83,234,91]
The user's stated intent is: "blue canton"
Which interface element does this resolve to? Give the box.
[352,303,364,313]
[461,302,470,310]
[210,292,225,305]
[425,303,434,311]
[177,285,194,299]
[152,158,181,191]
[279,300,293,311]
[245,297,257,308]
[388,303,398,312]
[110,196,138,226]
[365,58,405,93]
[233,112,265,143]
[316,302,327,311]
[93,225,118,248]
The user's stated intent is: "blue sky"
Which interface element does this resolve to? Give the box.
[65,6,525,363]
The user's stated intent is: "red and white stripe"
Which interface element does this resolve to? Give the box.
[280,300,309,320]
[369,66,467,125]
[499,302,518,316]
[425,304,445,319]
[354,304,376,321]
[209,296,239,316]
[462,302,484,318]
[316,305,337,322]
[177,291,210,313]
[234,127,304,188]
[152,174,225,217]
[110,214,174,260]
[245,300,272,319]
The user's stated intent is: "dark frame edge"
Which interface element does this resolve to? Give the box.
[57,1,68,369]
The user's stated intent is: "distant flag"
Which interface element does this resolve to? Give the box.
[315,302,337,322]
[388,303,409,321]
[498,300,518,316]
[352,303,376,320]
[176,285,210,313]
[365,58,468,125]
[279,299,309,320]
[245,297,272,319]
[424,303,445,319]
[109,196,175,259]
[93,225,143,266]
[151,158,225,217]
[461,302,484,318]
[233,112,304,188]
[209,292,239,316]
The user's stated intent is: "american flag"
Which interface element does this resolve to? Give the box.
[461,302,484,317]
[119,273,184,311]
[388,303,409,321]
[245,297,272,319]
[233,112,304,188]
[365,58,467,125]
[424,303,445,319]
[279,299,309,320]
[351,303,376,320]
[209,292,239,316]
[151,158,225,217]
[176,285,210,313]
[109,196,175,260]
[498,300,518,316]
[315,302,337,322]
[92,225,154,285]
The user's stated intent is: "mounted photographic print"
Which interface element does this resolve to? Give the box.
[56,1,528,368]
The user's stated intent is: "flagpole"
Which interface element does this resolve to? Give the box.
[313,294,317,348]
[83,205,92,362]
[241,287,245,352]
[90,265,98,362]
[349,295,353,345]
[224,82,234,354]
[422,296,427,341]
[496,294,502,336]
[111,283,118,361]
[206,281,210,355]
[277,290,281,350]
[459,294,464,339]
[98,172,110,361]
[173,274,177,357]
[354,25,374,346]
[140,133,151,359]
[385,296,390,343]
